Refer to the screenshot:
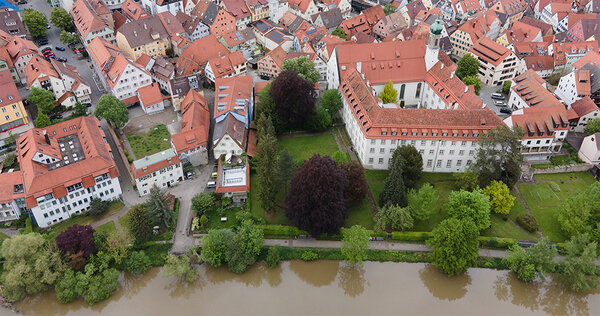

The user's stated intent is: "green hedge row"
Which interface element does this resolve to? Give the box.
[478,236,518,249]
[259,225,308,237]
[391,231,433,241]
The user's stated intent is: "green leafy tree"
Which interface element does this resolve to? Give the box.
[483,180,515,215]
[255,84,284,133]
[383,3,396,15]
[557,234,599,292]
[584,118,600,136]
[379,81,398,103]
[375,204,413,231]
[456,53,479,79]
[1,233,66,302]
[106,232,130,265]
[447,189,491,231]
[50,8,74,31]
[379,154,407,207]
[332,150,351,163]
[72,252,120,305]
[23,9,48,38]
[28,87,55,114]
[125,251,152,275]
[282,56,320,83]
[503,238,555,282]
[35,111,52,128]
[502,81,512,94]
[54,270,77,303]
[277,148,297,194]
[453,168,479,191]
[407,183,438,221]
[201,229,235,267]
[234,220,264,258]
[191,193,215,215]
[257,113,276,139]
[392,145,423,188]
[163,254,199,282]
[145,185,173,228]
[94,94,129,129]
[320,89,343,113]
[463,75,481,95]
[556,182,600,238]
[332,27,348,40]
[73,102,88,117]
[473,125,524,188]
[305,107,332,132]
[266,245,282,268]
[427,218,479,276]
[127,205,153,244]
[89,198,108,216]
[59,30,80,45]
[256,133,279,213]
[341,225,370,266]
[199,214,209,228]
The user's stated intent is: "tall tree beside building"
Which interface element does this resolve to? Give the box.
[379,81,398,104]
[145,185,173,229]
[320,89,343,113]
[256,133,279,213]
[472,125,524,188]
[446,189,491,231]
[462,76,481,95]
[392,145,423,188]
[50,8,74,31]
[282,56,320,83]
[94,94,129,129]
[427,218,479,276]
[285,155,348,236]
[256,113,276,139]
[269,71,316,131]
[128,205,153,245]
[55,224,96,258]
[255,84,284,133]
[60,30,81,46]
[340,161,368,206]
[379,154,407,207]
[332,27,348,40]
[28,87,56,114]
[23,9,48,38]
[456,54,479,79]
[277,148,297,194]
[35,112,52,128]
[483,180,515,215]
[584,118,600,136]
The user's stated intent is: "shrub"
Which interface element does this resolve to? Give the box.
[548,182,561,192]
[391,231,432,241]
[125,251,151,275]
[89,198,109,216]
[266,245,281,268]
[516,214,539,233]
[301,251,318,261]
[368,230,387,238]
[259,225,308,237]
[24,217,33,233]
[478,236,518,249]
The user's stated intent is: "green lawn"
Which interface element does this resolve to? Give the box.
[49,201,124,234]
[514,172,595,242]
[0,232,9,242]
[365,170,390,181]
[344,199,374,229]
[96,221,117,235]
[126,124,172,159]
[248,174,289,225]
[278,133,339,163]
[119,211,131,234]
[205,207,241,230]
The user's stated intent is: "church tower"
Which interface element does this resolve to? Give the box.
[425,17,443,71]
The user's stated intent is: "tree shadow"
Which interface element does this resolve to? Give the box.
[540,280,592,316]
[337,264,368,297]
[493,273,541,312]
[289,260,339,287]
[419,264,471,301]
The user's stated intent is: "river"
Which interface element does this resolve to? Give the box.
[13,261,600,315]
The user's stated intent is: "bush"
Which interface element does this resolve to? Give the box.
[516,214,539,233]
[259,225,308,237]
[301,251,318,261]
[478,236,517,249]
[391,231,432,241]
[125,251,152,275]
[89,198,108,216]
[368,230,387,238]
[266,245,281,268]
[24,218,33,233]
[548,182,561,192]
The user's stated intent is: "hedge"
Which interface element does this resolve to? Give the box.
[259,225,308,237]
[24,218,33,234]
[516,214,538,233]
[478,236,517,249]
[391,231,432,241]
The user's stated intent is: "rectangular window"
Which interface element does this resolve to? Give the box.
[446,160,452,168]
[457,160,462,166]
[436,160,442,167]
[379,148,385,154]
[427,159,432,167]
[369,158,374,164]
[378,158,384,164]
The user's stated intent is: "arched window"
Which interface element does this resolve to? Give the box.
[399,84,405,99]
[416,83,422,98]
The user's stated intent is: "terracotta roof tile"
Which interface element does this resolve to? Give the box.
[138,82,163,107]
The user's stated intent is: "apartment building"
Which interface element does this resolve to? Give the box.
[171,89,210,166]
[204,50,247,83]
[132,148,183,196]
[0,9,26,38]
[116,16,172,60]
[0,69,28,134]
[11,117,122,228]
[470,37,520,86]
[71,0,116,47]
[141,0,183,15]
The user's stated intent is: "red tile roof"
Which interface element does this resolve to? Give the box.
[214,75,253,119]
[171,89,210,154]
[138,82,163,107]
[0,69,21,106]
[512,70,563,108]
[176,35,229,76]
[470,37,511,67]
[571,96,598,117]
[510,105,569,139]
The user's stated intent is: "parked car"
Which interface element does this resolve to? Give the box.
[49,113,63,120]
[41,47,52,52]
[48,55,56,59]
[206,181,216,188]
[18,1,28,4]
[38,38,48,45]
[260,74,270,80]
[491,93,505,100]
[55,46,65,51]
[74,48,85,54]
[57,57,67,62]
[211,172,217,178]
[500,108,512,114]
[46,25,51,29]
[82,103,92,107]
[493,100,506,107]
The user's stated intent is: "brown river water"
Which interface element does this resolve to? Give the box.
[13,261,600,315]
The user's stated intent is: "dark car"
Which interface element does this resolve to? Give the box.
[18,1,27,4]
[55,46,66,51]
[82,103,92,108]
[49,114,63,120]
[260,74,270,80]
[38,38,48,45]
[41,47,52,52]
[500,108,512,114]
[57,57,67,62]
[48,55,56,59]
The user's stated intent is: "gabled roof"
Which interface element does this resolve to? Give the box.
[520,16,553,34]
[175,35,229,76]
[0,69,20,106]
[25,56,59,88]
[573,50,600,70]
[361,4,385,26]
[117,15,169,48]
[121,0,150,21]
[470,37,512,67]
[288,0,313,12]
[260,45,287,69]
[222,0,251,20]
[131,148,180,179]
[71,0,113,39]
[571,96,598,116]
[509,105,569,139]
[213,114,247,149]
[511,69,562,108]
[87,37,150,89]
[311,7,343,29]
[207,50,246,79]
[214,75,252,119]
[138,82,163,107]
[501,21,541,45]
[171,89,210,154]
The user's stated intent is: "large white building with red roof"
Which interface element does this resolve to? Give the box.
[1,117,123,228]
[328,27,505,171]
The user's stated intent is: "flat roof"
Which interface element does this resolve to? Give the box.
[133,148,177,170]
[220,166,247,187]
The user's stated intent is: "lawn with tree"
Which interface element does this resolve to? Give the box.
[379,81,398,104]
[473,125,524,188]
[332,27,348,40]
[379,154,407,207]
[28,87,56,115]
[269,70,316,131]
[427,218,479,276]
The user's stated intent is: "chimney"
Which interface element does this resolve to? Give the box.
[356,61,362,73]
[144,23,147,30]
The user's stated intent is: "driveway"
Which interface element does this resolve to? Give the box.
[479,85,511,119]
[18,1,104,109]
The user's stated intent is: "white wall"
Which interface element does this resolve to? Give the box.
[135,163,183,196]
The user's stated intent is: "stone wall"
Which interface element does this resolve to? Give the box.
[532,163,592,174]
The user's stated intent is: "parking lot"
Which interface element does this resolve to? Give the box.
[479,85,511,119]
